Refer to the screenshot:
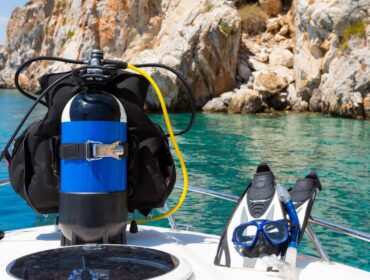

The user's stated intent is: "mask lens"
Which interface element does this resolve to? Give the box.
[263,222,288,243]
[234,224,258,246]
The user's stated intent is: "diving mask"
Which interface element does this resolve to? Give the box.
[232,220,290,258]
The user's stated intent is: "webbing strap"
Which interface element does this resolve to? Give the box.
[60,141,128,161]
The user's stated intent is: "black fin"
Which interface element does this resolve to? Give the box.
[256,162,271,173]
[289,172,321,242]
[247,162,276,219]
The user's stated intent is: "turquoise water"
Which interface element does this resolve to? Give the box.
[0,89,369,271]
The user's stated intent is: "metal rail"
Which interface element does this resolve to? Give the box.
[0,179,9,187]
[174,185,370,243]
[309,216,370,242]
[306,223,330,263]
[179,185,240,203]
[164,201,179,230]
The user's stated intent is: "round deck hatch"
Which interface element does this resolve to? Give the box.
[7,245,184,279]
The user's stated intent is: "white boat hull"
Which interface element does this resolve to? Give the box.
[0,225,368,279]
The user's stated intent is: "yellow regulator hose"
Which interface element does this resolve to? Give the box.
[127,64,188,223]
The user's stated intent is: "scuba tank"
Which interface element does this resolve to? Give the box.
[59,50,128,245]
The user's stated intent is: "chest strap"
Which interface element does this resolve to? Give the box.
[60,141,128,161]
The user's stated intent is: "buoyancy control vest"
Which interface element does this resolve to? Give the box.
[4,51,193,218]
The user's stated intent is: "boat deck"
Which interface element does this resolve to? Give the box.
[0,225,368,279]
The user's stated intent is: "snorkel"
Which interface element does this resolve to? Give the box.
[276,183,300,267]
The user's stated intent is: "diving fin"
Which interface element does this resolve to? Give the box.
[214,162,286,270]
[289,172,322,243]
[246,162,277,219]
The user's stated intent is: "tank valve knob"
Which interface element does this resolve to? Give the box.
[86,49,104,66]
[130,220,138,234]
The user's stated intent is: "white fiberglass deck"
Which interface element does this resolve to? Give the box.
[0,225,368,279]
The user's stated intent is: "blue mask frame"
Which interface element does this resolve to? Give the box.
[232,219,289,248]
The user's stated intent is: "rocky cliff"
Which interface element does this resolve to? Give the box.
[295,0,370,119]
[0,0,240,111]
[203,0,370,119]
[0,0,369,119]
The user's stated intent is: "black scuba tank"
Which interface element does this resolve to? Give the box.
[59,90,128,245]
[58,51,129,245]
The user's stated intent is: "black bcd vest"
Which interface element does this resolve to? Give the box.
[8,70,176,216]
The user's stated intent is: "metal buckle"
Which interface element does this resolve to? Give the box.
[85,140,103,161]
[86,140,125,161]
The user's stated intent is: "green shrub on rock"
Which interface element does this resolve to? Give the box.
[340,21,367,51]
[66,31,75,41]
[219,23,232,34]
[238,4,268,35]
[343,21,366,39]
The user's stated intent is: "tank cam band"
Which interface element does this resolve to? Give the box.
[60,141,128,161]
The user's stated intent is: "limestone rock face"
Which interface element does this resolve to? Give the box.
[253,67,288,96]
[364,94,370,119]
[266,18,281,33]
[278,25,289,36]
[202,97,227,113]
[249,58,268,71]
[235,11,296,113]
[220,91,235,106]
[319,49,370,118]
[237,61,252,82]
[228,88,262,114]
[292,99,308,112]
[228,90,248,113]
[269,48,293,68]
[241,91,263,114]
[1,0,241,110]
[202,90,238,112]
[287,83,297,105]
[270,66,295,84]
[3,0,370,119]
[0,68,13,88]
[295,0,370,118]
[0,46,6,70]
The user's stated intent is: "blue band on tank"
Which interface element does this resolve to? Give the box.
[61,121,127,193]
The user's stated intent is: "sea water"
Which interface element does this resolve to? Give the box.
[0,89,369,271]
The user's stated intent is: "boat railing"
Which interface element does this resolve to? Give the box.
[0,179,9,187]
[173,184,370,263]
[1,178,369,262]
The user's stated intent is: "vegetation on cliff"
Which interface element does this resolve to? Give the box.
[340,21,367,51]
[238,4,268,35]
